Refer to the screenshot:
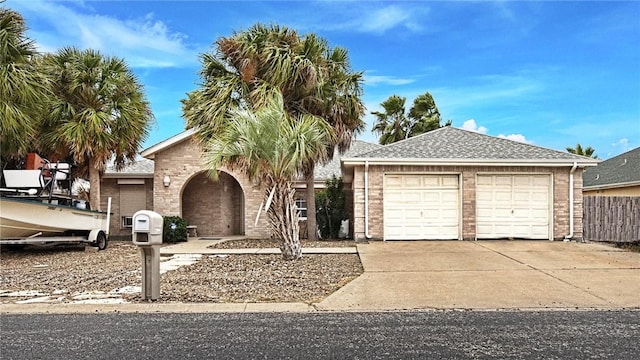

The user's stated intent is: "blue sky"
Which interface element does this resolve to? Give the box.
[7,0,640,159]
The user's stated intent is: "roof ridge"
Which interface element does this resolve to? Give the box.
[451,126,594,159]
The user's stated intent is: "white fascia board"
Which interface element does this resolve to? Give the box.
[140,129,195,159]
[583,180,640,191]
[103,173,153,179]
[340,157,600,167]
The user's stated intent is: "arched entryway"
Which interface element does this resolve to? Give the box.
[181,171,244,236]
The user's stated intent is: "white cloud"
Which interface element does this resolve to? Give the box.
[498,134,532,144]
[610,138,631,153]
[14,1,197,68]
[461,119,488,134]
[310,3,428,35]
[359,5,417,34]
[364,75,416,86]
[460,119,531,144]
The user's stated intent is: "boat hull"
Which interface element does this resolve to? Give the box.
[0,197,108,239]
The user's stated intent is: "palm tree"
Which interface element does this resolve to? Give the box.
[371,95,408,145]
[0,8,50,161]
[206,91,334,260]
[182,23,364,240]
[372,92,447,145]
[38,47,153,210]
[566,143,597,159]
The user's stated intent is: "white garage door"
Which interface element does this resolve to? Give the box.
[384,174,460,240]
[476,174,551,239]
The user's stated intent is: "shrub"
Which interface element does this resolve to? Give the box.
[316,176,348,239]
[163,216,188,243]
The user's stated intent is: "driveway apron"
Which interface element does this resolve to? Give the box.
[315,241,640,311]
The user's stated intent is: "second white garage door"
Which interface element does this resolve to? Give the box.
[476,174,551,239]
[384,174,460,240]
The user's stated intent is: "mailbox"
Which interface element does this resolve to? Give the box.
[131,210,163,300]
[132,210,163,245]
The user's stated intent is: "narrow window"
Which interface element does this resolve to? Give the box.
[295,198,307,220]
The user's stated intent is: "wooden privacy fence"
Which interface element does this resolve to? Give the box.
[583,196,640,243]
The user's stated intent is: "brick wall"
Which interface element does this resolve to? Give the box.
[351,165,582,241]
[152,138,271,238]
[100,178,153,238]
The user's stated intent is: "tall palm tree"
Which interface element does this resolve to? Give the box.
[371,95,408,145]
[38,47,153,210]
[183,23,365,240]
[372,92,447,145]
[0,8,50,161]
[206,91,334,260]
[566,143,597,159]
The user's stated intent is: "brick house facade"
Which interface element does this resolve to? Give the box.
[141,130,271,238]
[342,127,597,241]
[346,164,584,241]
[103,126,597,241]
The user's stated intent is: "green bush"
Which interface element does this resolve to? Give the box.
[163,216,188,243]
[316,176,348,239]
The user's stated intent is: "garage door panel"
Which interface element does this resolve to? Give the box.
[384,174,460,240]
[495,175,513,185]
[403,176,422,188]
[439,190,459,202]
[530,226,550,237]
[421,176,440,187]
[386,176,403,187]
[476,174,550,239]
[441,176,458,187]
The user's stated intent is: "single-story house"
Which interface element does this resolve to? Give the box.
[582,147,640,196]
[341,126,599,241]
[102,126,599,241]
[101,129,381,239]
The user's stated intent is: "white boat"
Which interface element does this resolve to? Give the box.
[0,196,108,238]
[0,155,110,250]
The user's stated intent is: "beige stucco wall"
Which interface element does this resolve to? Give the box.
[152,138,271,238]
[583,185,640,197]
[351,165,583,241]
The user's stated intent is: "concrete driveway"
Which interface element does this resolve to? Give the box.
[316,241,640,311]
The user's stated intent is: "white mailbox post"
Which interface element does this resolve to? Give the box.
[132,210,163,300]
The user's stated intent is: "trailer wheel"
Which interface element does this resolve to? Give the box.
[96,232,108,251]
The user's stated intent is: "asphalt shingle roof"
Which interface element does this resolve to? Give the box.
[314,140,383,180]
[353,126,593,161]
[105,158,154,175]
[583,147,640,188]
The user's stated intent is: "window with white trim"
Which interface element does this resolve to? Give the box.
[295,198,307,220]
[122,216,133,228]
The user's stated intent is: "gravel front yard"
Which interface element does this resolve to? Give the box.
[0,240,363,304]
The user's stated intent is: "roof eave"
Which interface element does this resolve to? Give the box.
[141,129,195,159]
[583,180,640,191]
[103,173,154,179]
[341,158,600,167]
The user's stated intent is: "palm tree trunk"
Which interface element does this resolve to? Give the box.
[268,179,301,260]
[88,160,101,211]
[305,167,317,240]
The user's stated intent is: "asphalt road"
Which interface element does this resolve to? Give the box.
[1,310,638,359]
